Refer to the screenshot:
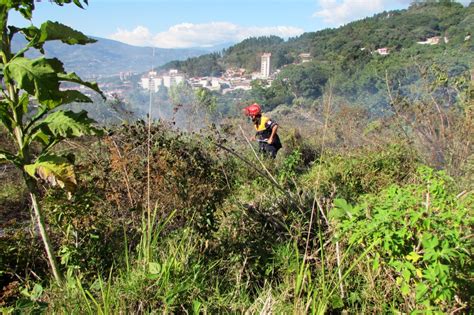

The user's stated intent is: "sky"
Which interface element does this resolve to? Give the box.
[10,0,472,49]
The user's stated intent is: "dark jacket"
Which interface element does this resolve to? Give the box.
[254,115,282,157]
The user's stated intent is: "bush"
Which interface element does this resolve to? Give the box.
[39,121,231,277]
[331,166,473,312]
[301,144,418,202]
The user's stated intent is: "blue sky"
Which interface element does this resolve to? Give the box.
[10,0,472,48]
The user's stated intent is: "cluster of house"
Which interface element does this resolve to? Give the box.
[139,52,315,94]
[140,69,185,93]
[97,33,472,97]
[373,33,471,56]
[139,67,255,94]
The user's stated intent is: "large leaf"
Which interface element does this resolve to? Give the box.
[4,57,65,101]
[24,154,77,192]
[3,57,104,107]
[38,21,94,45]
[57,72,104,99]
[21,21,95,51]
[0,94,29,135]
[32,110,103,144]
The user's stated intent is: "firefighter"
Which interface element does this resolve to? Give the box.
[243,103,282,158]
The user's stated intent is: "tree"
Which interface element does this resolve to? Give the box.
[277,62,330,99]
[0,0,104,285]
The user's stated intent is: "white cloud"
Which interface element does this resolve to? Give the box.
[313,0,473,26]
[109,26,154,46]
[109,22,304,48]
[314,0,386,26]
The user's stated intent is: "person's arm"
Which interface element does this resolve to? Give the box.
[267,124,278,144]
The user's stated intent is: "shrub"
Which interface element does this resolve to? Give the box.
[39,122,231,277]
[301,144,418,202]
[102,121,230,234]
[331,166,473,312]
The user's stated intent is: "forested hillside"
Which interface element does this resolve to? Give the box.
[162,1,473,112]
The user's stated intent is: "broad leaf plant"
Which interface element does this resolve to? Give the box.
[0,0,104,284]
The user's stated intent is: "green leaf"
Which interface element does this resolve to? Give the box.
[330,295,344,309]
[406,251,422,263]
[148,262,162,275]
[32,110,102,144]
[415,282,429,302]
[372,253,380,271]
[57,72,104,99]
[24,154,77,192]
[0,101,14,133]
[422,233,439,250]
[401,282,410,296]
[334,198,352,212]
[38,21,95,45]
[4,57,63,102]
[402,268,411,282]
[192,300,202,315]
[4,57,104,108]
[17,93,30,114]
[21,21,95,52]
[330,198,352,220]
[52,0,89,9]
[328,207,346,220]
[30,284,43,301]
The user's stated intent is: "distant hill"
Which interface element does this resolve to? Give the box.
[161,1,473,112]
[164,2,473,76]
[12,36,213,79]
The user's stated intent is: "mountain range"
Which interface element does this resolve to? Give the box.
[12,36,228,79]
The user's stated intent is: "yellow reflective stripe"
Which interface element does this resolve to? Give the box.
[255,116,270,131]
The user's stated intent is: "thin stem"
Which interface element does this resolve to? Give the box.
[111,137,134,208]
[335,241,345,298]
[145,79,153,264]
[28,181,63,285]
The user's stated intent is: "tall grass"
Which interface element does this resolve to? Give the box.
[2,79,471,313]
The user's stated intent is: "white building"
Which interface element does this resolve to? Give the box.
[140,71,162,92]
[162,74,184,88]
[417,36,441,45]
[375,47,390,55]
[260,53,271,79]
[210,78,221,90]
[160,69,185,88]
[299,53,312,63]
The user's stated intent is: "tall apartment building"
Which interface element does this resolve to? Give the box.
[140,69,184,91]
[260,53,271,79]
[141,71,162,93]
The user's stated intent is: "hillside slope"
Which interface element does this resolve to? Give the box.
[12,36,209,78]
[160,2,473,112]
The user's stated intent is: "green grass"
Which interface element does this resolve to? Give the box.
[1,125,472,314]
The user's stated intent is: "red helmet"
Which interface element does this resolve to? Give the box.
[243,103,261,117]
